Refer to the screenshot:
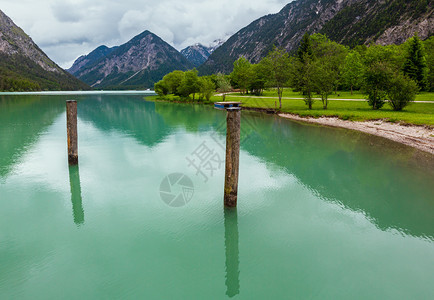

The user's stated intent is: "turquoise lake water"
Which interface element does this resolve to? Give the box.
[0,93,433,299]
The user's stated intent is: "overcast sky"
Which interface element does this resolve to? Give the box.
[2,0,292,68]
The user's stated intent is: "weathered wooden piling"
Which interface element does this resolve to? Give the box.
[224,108,241,207]
[215,102,242,207]
[66,100,78,165]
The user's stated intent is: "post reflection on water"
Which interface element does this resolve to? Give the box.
[68,165,84,225]
[224,208,240,297]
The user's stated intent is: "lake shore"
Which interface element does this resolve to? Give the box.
[278,113,434,154]
[148,95,434,154]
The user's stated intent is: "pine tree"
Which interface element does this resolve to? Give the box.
[297,33,314,63]
[403,34,428,90]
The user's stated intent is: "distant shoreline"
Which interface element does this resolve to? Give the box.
[149,95,434,154]
[0,90,156,96]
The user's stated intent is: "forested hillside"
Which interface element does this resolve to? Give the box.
[0,10,89,91]
[199,0,433,74]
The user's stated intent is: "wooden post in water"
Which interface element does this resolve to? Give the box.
[224,108,241,207]
[214,102,242,207]
[66,100,78,165]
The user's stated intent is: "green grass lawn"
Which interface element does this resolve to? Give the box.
[150,91,434,126]
[416,92,434,101]
[211,94,434,126]
[241,88,434,101]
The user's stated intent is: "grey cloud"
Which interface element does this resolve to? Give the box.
[39,37,93,48]
[51,2,85,23]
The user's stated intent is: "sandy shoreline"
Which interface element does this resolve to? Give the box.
[278,113,434,154]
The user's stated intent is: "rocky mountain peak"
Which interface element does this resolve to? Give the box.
[180,38,227,67]
[208,39,226,53]
[180,43,211,67]
[68,45,118,76]
[0,9,89,91]
[0,9,60,73]
[71,30,193,89]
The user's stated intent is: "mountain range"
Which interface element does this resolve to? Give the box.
[69,38,226,86]
[199,0,433,74]
[1,0,432,91]
[0,9,88,91]
[68,30,194,89]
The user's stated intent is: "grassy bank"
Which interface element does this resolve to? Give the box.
[212,95,434,126]
[245,89,434,101]
[148,90,434,126]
